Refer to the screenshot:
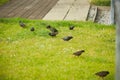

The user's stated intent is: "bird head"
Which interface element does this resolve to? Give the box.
[46,25,51,29]
[106,71,109,74]
[69,36,73,39]
[81,50,85,52]
[69,26,75,30]
[30,27,35,31]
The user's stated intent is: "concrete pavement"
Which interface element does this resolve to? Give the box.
[43,0,90,21]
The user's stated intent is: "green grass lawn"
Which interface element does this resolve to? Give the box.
[0,0,9,5]
[0,18,115,80]
[90,0,111,6]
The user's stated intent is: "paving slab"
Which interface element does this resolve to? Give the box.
[43,0,90,21]
[64,5,90,21]
[43,0,75,20]
[64,0,90,21]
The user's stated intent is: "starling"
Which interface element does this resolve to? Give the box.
[73,50,85,56]
[69,26,75,30]
[49,32,57,37]
[19,21,26,28]
[30,27,35,31]
[62,36,73,41]
[95,71,109,80]
[46,25,58,34]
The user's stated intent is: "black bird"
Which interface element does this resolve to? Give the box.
[62,36,73,41]
[49,32,57,37]
[30,27,35,31]
[69,26,75,30]
[95,71,109,80]
[73,50,85,56]
[46,25,58,34]
[19,21,26,28]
